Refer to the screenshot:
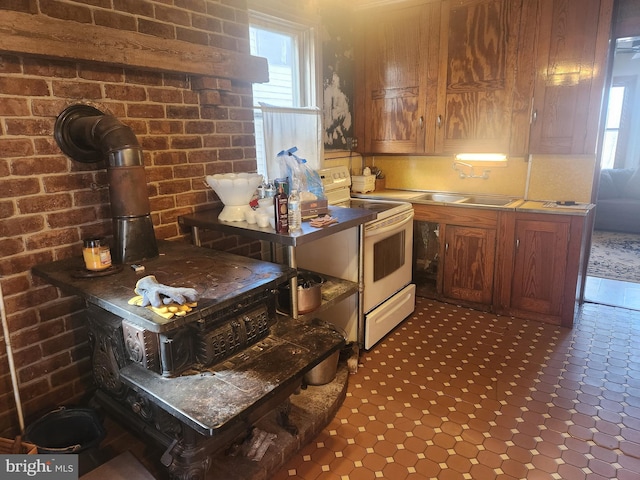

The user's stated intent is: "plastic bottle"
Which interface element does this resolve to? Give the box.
[274,183,289,233]
[288,189,301,231]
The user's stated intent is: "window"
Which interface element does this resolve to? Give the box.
[601,85,625,169]
[249,10,319,177]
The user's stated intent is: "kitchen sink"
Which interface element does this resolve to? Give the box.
[458,195,517,206]
[413,193,468,203]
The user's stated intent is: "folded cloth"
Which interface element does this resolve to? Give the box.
[134,275,199,308]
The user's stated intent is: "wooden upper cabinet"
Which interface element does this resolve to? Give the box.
[355,2,441,154]
[436,0,529,155]
[528,0,614,155]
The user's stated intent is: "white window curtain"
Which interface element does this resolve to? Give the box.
[260,103,322,181]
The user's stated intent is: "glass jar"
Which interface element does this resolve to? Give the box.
[83,238,112,271]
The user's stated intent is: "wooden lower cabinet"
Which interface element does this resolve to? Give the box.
[442,224,496,305]
[414,203,591,326]
[496,211,590,327]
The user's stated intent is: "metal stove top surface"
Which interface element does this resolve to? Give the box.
[346,198,412,221]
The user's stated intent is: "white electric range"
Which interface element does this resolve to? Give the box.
[296,166,416,350]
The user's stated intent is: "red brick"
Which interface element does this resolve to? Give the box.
[218,147,244,161]
[163,73,190,89]
[177,27,210,45]
[149,195,176,212]
[189,149,219,162]
[174,164,205,178]
[204,161,233,175]
[153,223,178,239]
[202,135,231,148]
[127,103,165,118]
[232,134,255,147]
[0,178,40,198]
[216,121,243,134]
[23,57,76,78]
[201,106,229,120]
[51,81,102,99]
[40,0,92,23]
[43,173,95,193]
[0,1,37,14]
[5,118,54,136]
[34,139,66,155]
[185,120,215,134]
[17,193,73,214]
[148,120,184,135]
[11,346,43,374]
[192,14,222,33]
[138,18,175,40]
[207,3,236,21]
[0,54,22,74]
[0,274,30,296]
[229,107,253,121]
[176,0,207,14]
[170,135,202,149]
[155,4,191,26]
[209,33,238,51]
[0,238,24,257]
[94,10,137,31]
[79,64,125,83]
[26,227,79,250]
[12,158,68,178]
[148,87,183,104]
[158,179,191,195]
[223,20,248,40]
[126,70,164,87]
[104,84,147,101]
[0,250,54,276]
[0,76,49,96]
[113,0,153,17]
[31,98,73,117]
[140,136,170,151]
[176,190,208,207]
[167,105,200,119]
[47,207,98,229]
[6,308,39,332]
[0,98,29,116]
[153,151,186,166]
[199,89,222,105]
[19,352,71,383]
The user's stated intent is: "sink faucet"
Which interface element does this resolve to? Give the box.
[452,161,490,179]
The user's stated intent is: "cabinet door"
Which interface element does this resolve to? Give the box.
[442,224,496,304]
[356,2,441,153]
[436,0,526,154]
[528,0,614,154]
[510,218,569,316]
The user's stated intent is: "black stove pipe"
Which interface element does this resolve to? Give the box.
[54,104,159,264]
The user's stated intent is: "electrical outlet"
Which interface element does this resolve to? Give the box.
[346,137,358,150]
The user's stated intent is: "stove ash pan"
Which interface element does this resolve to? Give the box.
[122,296,275,377]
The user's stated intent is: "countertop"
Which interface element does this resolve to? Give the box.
[352,189,594,216]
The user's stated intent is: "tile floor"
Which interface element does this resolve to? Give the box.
[273,296,640,480]
[92,294,640,480]
[584,276,640,311]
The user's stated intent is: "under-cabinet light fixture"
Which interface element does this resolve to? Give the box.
[455,153,507,162]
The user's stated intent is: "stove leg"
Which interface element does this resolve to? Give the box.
[276,398,298,436]
[163,427,211,480]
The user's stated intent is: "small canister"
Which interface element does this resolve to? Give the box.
[83,238,112,271]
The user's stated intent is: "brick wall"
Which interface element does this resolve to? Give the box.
[0,0,262,436]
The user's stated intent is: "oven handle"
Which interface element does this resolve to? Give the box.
[364,210,414,238]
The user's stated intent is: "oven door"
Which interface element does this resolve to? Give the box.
[363,209,414,313]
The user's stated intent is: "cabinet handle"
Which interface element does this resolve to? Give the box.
[516,238,520,249]
[437,115,442,129]
[445,242,449,253]
[531,110,537,124]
